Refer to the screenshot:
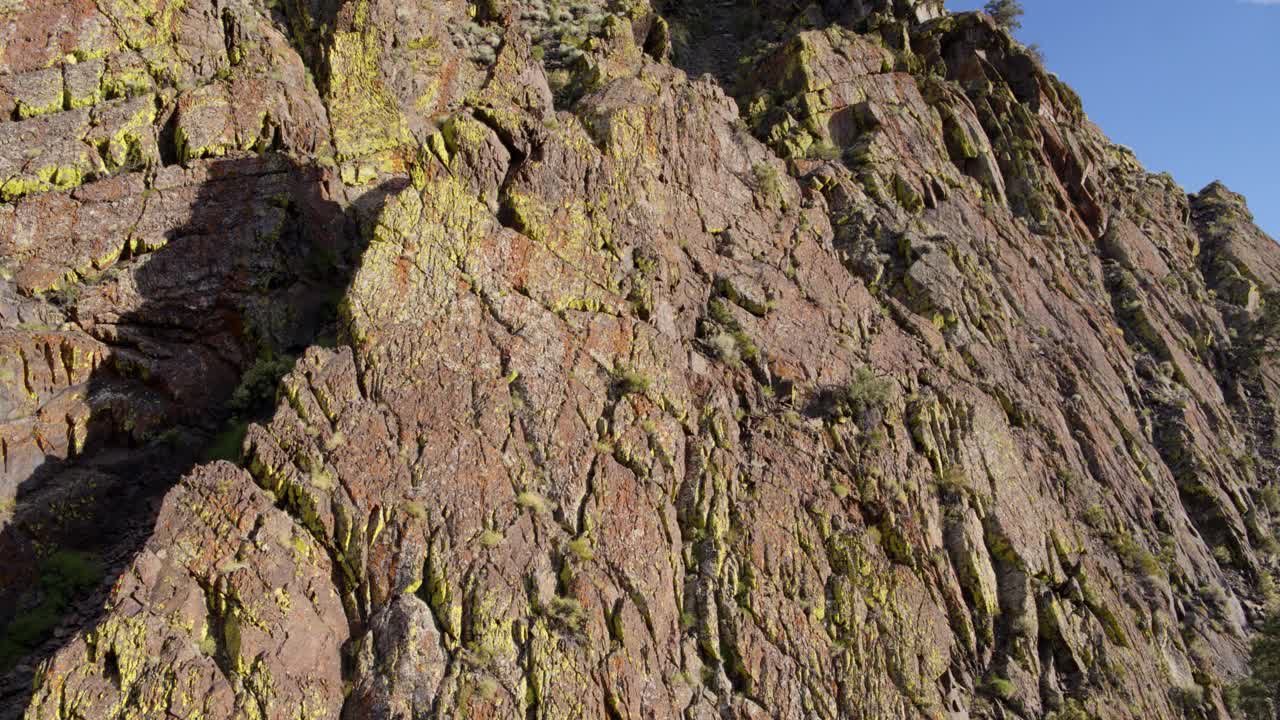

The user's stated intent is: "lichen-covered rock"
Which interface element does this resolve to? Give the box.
[23,462,348,719]
[3,1,1280,719]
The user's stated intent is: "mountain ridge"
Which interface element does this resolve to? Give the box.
[0,0,1277,718]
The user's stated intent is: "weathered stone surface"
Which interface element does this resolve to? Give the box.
[24,462,348,719]
[1,0,1278,719]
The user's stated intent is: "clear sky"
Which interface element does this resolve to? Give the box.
[946,0,1279,239]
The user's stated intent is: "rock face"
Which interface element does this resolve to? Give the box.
[1,0,1278,718]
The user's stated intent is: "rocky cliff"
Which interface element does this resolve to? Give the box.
[1,0,1278,718]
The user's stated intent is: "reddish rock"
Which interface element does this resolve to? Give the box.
[1,1,1278,719]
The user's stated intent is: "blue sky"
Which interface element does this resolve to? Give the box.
[946,0,1279,239]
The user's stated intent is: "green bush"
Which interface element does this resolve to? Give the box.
[613,367,651,396]
[567,537,594,562]
[543,596,587,635]
[983,0,1024,31]
[1213,544,1235,567]
[1110,532,1165,579]
[806,141,841,161]
[982,674,1016,700]
[516,491,549,514]
[0,550,104,671]
[477,529,504,548]
[752,162,784,205]
[705,299,760,365]
[203,419,250,462]
[938,465,968,493]
[1171,684,1205,710]
[1234,614,1280,719]
[1082,503,1107,529]
[837,367,892,417]
[1261,485,1280,514]
[229,355,295,416]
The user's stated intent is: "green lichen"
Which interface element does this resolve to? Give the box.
[892,174,925,213]
[325,14,410,171]
[101,66,155,99]
[0,160,90,202]
[16,96,65,119]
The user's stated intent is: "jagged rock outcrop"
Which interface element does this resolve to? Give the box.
[2,0,1278,718]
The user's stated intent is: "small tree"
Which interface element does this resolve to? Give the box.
[984,0,1025,31]
[1234,614,1280,719]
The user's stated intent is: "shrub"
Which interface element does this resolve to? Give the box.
[983,0,1025,31]
[613,367,651,396]
[667,19,692,60]
[634,253,658,277]
[705,299,761,365]
[806,141,841,161]
[1046,699,1095,720]
[752,162,784,205]
[309,466,336,491]
[546,69,573,99]
[982,675,1016,699]
[1082,503,1107,529]
[865,427,888,450]
[516,491,549,514]
[198,631,218,657]
[1213,544,1235,566]
[567,537,593,562]
[475,676,501,702]
[1234,614,1280,719]
[543,596,587,635]
[1110,532,1164,579]
[938,465,968,493]
[203,419,250,462]
[0,550,104,671]
[1171,684,1205,710]
[229,355,295,416]
[1261,485,1280,514]
[838,367,893,417]
[708,332,741,366]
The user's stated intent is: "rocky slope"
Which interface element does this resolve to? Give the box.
[1,0,1278,718]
